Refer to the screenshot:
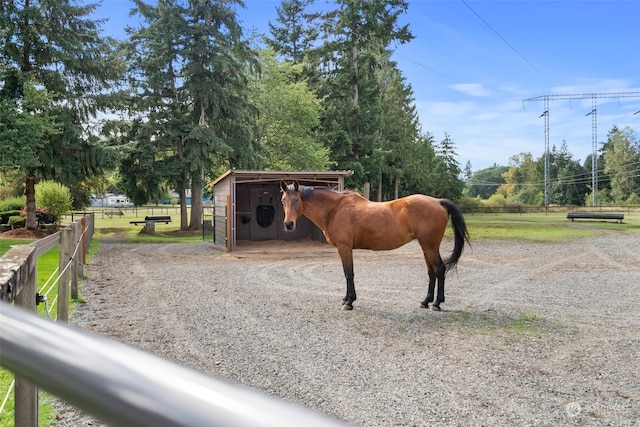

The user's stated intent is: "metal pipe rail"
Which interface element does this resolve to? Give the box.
[0,303,347,427]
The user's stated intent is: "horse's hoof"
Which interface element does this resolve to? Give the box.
[420,302,428,309]
[431,305,441,312]
[342,304,353,311]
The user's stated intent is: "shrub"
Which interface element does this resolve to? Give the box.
[35,180,73,223]
[486,193,507,207]
[9,215,25,228]
[20,207,56,225]
[626,192,640,206]
[1,210,22,224]
[457,196,484,212]
[0,196,25,211]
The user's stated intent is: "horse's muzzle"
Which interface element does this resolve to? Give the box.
[284,221,295,231]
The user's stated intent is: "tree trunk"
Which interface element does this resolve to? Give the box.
[394,176,399,200]
[25,174,37,230]
[179,188,188,231]
[189,176,203,231]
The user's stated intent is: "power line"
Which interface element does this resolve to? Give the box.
[391,51,462,83]
[460,0,540,73]
[523,91,640,206]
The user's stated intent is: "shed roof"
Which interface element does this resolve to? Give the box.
[211,169,353,187]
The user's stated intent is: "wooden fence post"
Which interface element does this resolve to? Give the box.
[71,222,79,299]
[57,227,71,323]
[13,246,38,427]
[226,195,231,252]
[81,216,87,265]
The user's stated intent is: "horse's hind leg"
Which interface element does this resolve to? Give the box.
[420,267,436,309]
[432,259,446,310]
[420,250,445,311]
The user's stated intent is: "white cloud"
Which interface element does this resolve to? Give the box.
[449,83,491,97]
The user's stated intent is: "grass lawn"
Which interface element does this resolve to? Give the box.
[0,243,62,427]
[461,210,640,242]
[86,206,204,243]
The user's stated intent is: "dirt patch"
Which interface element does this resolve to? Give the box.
[0,227,58,239]
[95,227,202,243]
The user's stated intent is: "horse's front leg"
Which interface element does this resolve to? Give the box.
[337,246,356,310]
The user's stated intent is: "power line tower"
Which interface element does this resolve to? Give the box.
[523,91,640,207]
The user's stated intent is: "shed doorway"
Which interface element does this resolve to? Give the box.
[211,170,352,251]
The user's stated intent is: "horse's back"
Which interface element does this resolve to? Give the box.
[328,193,448,251]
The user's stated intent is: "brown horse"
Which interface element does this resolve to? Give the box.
[280,180,470,311]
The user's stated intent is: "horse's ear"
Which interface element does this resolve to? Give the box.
[293,180,299,191]
[280,180,288,192]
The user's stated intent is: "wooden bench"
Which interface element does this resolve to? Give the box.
[104,210,125,218]
[129,215,172,225]
[567,212,624,224]
[130,215,172,234]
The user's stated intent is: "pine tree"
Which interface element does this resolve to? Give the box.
[310,0,413,189]
[122,0,260,230]
[0,0,122,228]
[433,132,464,200]
[267,0,318,63]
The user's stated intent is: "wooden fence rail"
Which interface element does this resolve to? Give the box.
[0,215,93,426]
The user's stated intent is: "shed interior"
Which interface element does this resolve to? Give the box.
[235,182,322,242]
[211,170,352,250]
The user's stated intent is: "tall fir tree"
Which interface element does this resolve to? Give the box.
[267,0,318,64]
[0,0,122,228]
[122,0,260,230]
[433,132,464,200]
[310,0,413,189]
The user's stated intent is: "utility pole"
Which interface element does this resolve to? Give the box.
[524,91,640,207]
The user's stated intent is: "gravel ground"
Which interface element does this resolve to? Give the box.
[52,231,640,426]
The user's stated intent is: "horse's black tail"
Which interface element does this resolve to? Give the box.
[440,199,470,270]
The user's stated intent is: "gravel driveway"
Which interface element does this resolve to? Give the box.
[53,231,639,426]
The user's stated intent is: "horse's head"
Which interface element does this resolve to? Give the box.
[280,180,302,232]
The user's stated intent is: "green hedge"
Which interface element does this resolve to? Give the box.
[0,210,22,223]
[9,215,25,228]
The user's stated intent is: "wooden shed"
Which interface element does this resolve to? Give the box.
[210,170,353,251]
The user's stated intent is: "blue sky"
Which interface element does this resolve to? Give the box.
[91,0,640,171]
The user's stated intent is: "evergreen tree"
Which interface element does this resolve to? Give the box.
[463,161,473,181]
[603,126,640,203]
[376,65,420,200]
[310,0,413,189]
[546,141,588,205]
[0,0,121,228]
[400,132,437,196]
[122,0,260,230]
[267,0,318,63]
[432,132,464,200]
